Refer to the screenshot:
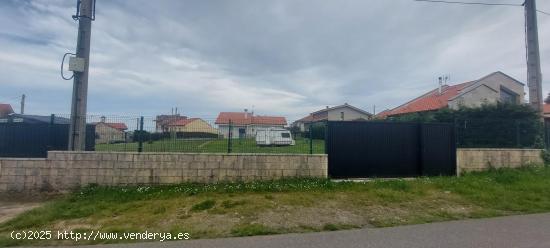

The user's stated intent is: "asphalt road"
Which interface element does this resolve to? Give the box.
[54,213,550,248]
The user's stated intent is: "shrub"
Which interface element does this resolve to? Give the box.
[541,149,550,165]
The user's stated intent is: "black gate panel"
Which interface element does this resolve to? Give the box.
[0,123,95,158]
[326,121,456,178]
[327,122,421,178]
[421,123,456,176]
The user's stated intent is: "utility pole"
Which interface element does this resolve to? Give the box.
[20,94,25,114]
[68,0,94,151]
[525,0,543,114]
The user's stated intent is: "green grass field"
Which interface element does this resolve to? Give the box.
[1,166,550,246]
[95,138,325,154]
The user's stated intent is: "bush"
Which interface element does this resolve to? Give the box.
[388,103,543,148]
[303,122,326,140]
[541,150,550,165]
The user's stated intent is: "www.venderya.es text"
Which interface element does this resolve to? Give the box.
[10,230,190,242]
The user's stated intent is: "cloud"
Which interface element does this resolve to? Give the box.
[0,0,549,119]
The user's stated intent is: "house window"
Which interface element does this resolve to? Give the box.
[500,86,517,104]
[340,112,344,120]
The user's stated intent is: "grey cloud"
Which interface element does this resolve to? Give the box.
[0,0,548,119]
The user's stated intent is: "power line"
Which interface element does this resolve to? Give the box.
[0,95,21,103]
[413,0,523,7]
[414,0,550,17]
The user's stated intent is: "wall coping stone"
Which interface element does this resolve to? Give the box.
[0,158,47,161]
[458,148,542,152]
[48,151,327,157]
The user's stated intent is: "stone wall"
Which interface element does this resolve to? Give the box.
[0,151,328,193]
[457,148,543,173]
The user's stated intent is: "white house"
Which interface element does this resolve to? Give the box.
[292,103,373,132]
[215,111,287,139]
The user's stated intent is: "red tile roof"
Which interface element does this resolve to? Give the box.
[0,104,14,116]
[215,112,287,125]
[544,104,550,114]
[93,122,128,131]
[167,118,199,126]
[384,82,473,117]
[374,109,392,119]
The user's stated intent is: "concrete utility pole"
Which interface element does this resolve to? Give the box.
[20,94,25,114]
[68,0,94,151]
[525,0,543,114]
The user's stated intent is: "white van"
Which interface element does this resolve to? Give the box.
[256,128,295,146]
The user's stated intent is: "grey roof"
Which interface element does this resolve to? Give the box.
[310,103,373,116]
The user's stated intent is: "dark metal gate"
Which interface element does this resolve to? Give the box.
[0,123,95,158]
[326,121,456,178]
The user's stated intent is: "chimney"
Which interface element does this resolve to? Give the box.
[244,108,248,119]
[326,106,329,109]
[100,116,106,123]
[438,77,443,94]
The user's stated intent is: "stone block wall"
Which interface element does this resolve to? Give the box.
[0,152,328,193]
[457,148,543,173]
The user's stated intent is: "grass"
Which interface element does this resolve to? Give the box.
[95,138,325,154]
[1,166,550,246]
[191,200,216,211]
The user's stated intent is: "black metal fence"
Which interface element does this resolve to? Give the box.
[454,118,544,149]
[0,114,324,157]
[0,119,95,158]
[0,113,546,158]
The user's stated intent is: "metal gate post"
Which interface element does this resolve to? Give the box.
[138,116,144,153]
[227,120,233,153]
[309,122,313,154]
[48,114,55,152]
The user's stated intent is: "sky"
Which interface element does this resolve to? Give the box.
[0,0,549,120]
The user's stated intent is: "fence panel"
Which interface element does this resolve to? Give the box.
[0,122,95,158]
[420,123,456,176]
[326,121,456,178]
[327,121,421,178]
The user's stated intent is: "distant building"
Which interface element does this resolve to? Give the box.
[377,71,525,118]
[93,117,128,144]
[292,103,372,132]
[155,114,187,132]
[0,104,14,117]
[215,111,287,138]
[544,104,550,126]
[166,118,218,134]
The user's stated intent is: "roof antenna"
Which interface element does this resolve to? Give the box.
[438,77,443,94]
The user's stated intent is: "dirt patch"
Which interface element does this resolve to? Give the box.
[0,202,43,224]
[256,203,370,230]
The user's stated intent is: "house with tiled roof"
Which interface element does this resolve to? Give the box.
[292,103,372,132]
[543,103,550,126]
[215,110,287,138]
[0,104,14,117]
[93,116,129,144]
[166,118,218,134]
[377,71,525,118]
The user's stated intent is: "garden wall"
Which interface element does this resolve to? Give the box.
[0,151,328,193]
[457,148,543,174]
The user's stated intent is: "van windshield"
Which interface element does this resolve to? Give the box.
[281,133,290,138]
